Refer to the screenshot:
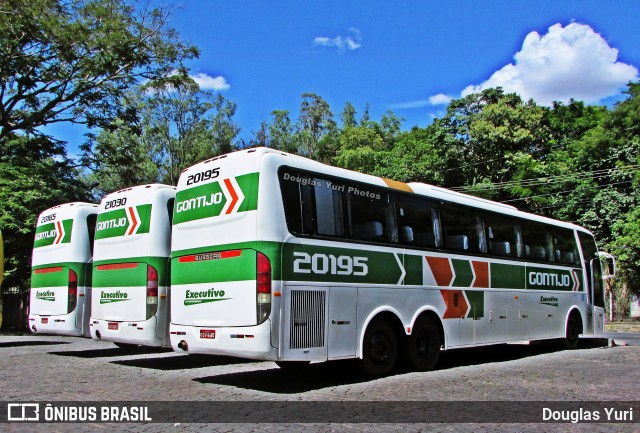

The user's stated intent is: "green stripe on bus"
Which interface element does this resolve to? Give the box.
[173,173,259,225]
[31,262,90,288]
[491,263,526,289]
[94,204,151,240]
[452,259,474,287]
[171,241,282,283]
[92,257,169,288]
[465,290,485,319]
[33,219,73,248]
[282,243,405,285]
[171,240,584,291]
[403,254,423,286]
[171,249,257,285]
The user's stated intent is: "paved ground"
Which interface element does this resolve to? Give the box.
[0,332,638,432]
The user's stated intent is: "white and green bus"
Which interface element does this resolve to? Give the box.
[29,203,98,336]
[169,147,614,376]
[90,184,175,348]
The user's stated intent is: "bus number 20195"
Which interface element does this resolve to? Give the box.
[292,252,368,276]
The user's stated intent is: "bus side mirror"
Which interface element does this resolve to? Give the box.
[598,252,616,280]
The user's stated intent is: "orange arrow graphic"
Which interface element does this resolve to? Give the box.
[224,178,239,214]
[440,289,470,319]
[426,256,454,286]
[127,207,139,235]
[54,221,64,244]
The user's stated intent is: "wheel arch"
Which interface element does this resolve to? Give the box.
[409,307,446,350]
[357,307,404,359]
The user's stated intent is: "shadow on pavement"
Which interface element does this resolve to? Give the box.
[193,339,608,394]
[50,345,168,358]
[0,340,69,348]
[112,354,253,370]
[194,360,372,394]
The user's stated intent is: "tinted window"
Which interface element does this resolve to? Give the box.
[550,229,579,265]
[397,194,440,248]
[522,222,551,261]
[314,180,345,237]
[442,206,485,253]
[578,232,604,307]
[347,185,395,243]
[484,213,520,257]
[280,170,315,235]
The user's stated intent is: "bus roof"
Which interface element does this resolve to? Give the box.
[178,147,591,235]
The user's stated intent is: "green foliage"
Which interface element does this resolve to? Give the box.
[81,81,240,191]
[0,0,198,144]
[0,136,88,290]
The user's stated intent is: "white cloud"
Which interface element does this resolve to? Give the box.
[313,28,362,52]
[390,93,452,110]
[462,23,638,105]
[191,73,230,91]
[429,93,453,105]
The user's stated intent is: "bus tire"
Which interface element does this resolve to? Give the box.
[404,316,441,371]
[358,318,398,377]
[562,313,582,350]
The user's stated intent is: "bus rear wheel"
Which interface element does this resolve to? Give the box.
[358,319,398,377]
[404,317,441,371]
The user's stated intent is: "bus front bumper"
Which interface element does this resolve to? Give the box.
[169,320,277,361]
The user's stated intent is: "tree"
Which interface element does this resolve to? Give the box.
[296,93,336,160]
[340,102,357,129]
[268,110,295,153]
[83,80,239,189]
[0,135,88,291]
[0,0,198,144]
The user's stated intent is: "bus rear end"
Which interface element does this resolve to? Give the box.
[170,149,278,360]
[90,185,174,347]
[29,203,97,336]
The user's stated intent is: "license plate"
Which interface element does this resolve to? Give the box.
[41,318,48,324]
[108,322,119,330]
[200,329,216,339]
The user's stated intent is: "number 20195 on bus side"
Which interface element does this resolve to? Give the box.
[292,252,368,276]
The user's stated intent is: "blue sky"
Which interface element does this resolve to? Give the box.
[55,0,640,150]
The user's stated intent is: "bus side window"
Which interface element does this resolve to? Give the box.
[484,213,519,258]
[313,180,345,238]
[279,170,313,236]
[549,229,579,265]
[347,186,395,243]
[86,214,97,256]
[442,206,486,254]
[396,194,440,248]
[578,232,604,308]
[522,222,551,261]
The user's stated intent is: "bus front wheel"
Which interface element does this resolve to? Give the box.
[404,316,441,371]
[562,313,582,350]
[358,319,398,377]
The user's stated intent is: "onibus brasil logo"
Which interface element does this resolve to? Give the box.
[35,290,55,302]
[184,288,229,306]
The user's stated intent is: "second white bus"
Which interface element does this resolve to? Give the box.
[90,184,175,347]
